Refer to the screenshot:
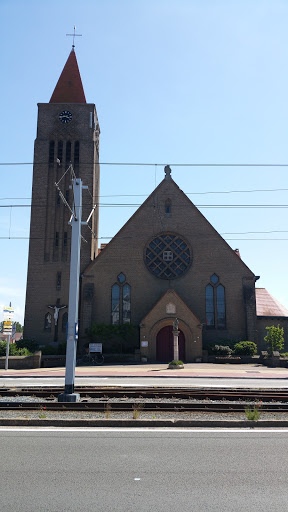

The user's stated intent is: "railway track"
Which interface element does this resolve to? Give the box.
[1,386,288,401]
[1,387,288,414]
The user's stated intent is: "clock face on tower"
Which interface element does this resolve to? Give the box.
[59,110,72,124]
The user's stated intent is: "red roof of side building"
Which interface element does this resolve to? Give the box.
[49,49,86,103]
[256,288,288,317]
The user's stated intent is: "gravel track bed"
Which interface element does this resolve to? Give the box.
[0,396,285,404]
[0,410,287,421]
[0,394,287,422]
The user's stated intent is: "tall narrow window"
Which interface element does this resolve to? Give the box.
[63,232,68,248]
[74,141,80,168]
[111,284,120,325]
[205,284,214,327]
[55,232,59,247]
[165,199,171,215]
[111,274,131,325]
[216,285,226,328]
[205,274,226,329]
[56,272,61,291]
[49,141,55,165]
[57,141,63,164]
[66,141,71,163]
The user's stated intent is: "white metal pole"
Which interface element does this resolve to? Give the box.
[63,178,82,395]
[5,333,10,371]
[173,330,179,361]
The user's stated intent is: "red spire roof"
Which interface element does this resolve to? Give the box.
[49,49,86,103]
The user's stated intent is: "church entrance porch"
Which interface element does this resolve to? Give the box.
[156,326,185,362]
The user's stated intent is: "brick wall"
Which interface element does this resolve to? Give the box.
[24,103,100,344]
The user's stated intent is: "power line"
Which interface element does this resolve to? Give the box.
[1,187,288,200]
[1,203,288,209]
[1,161,288,167]
[1,235,288,241]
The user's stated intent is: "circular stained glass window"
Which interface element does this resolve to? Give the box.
[145,233,191,279]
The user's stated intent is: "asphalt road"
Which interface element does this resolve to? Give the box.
[1,375,288,388]
[1,428,288,512]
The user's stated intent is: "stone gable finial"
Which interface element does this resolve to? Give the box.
[164,165,172,179]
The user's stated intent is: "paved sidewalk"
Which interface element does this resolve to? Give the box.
[1,363,288,380]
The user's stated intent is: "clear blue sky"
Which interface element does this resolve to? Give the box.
[1,0,288,323]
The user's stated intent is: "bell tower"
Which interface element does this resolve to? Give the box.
[24,48,100,343]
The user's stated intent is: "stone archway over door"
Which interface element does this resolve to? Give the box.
[156,326,185,362]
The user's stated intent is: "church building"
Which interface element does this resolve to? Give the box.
[24,48,288,361]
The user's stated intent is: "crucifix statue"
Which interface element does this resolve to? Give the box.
[47,301,67,342]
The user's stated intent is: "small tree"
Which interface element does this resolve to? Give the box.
[264,325,284,355]
[15,322,23,333]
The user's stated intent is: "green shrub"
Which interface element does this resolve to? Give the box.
[40,343,66,356]
[0,341,33,357]
[169,360,184,365]
[233,341,257,356]
[280,352,288,358]
[57,342,67,355]
[41,345,58,355]
[210,344,232,356]
[16,338,39,352]
[216,339,236,349]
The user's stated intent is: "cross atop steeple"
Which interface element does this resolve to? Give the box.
[66,25,82,49]
[164,165,172,179]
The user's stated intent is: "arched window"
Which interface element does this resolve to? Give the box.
[111,273,131,325]
[62,312,68,333]
[205,274,226,329]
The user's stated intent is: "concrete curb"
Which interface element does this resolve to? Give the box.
[0,419,288,428]
[1,374,288,380]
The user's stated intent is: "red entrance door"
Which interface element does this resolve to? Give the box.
[156,326,185,362]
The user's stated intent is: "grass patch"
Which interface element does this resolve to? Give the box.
[245,405,261,421]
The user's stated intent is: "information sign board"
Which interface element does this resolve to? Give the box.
[89,343,102,353]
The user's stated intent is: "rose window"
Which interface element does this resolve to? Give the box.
[145,233,191,279]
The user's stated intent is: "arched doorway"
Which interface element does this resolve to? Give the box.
[156,325,185,362]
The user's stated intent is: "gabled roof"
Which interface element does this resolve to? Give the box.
[140,289,201,325]
[256,288,288,317]
[49,49,86,103]
[84,174,256,277]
